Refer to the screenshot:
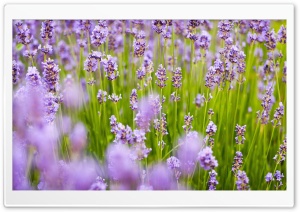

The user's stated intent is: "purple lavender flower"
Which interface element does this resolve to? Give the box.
[42,58,60,92]
[232,151,243,173]
[133,30,147,57]
[264,29,277,51]
[136,67,146,80]
[135,94,162,131]
[236,170,250,190]
[271,102,284,126]
[195,94,205,108]
[153,113,168,136]
[206,121,217,136]
[152,20,165,34]
[149,163,174,190]
[38,44,53,55]
[260,85,274,124]
[235,124,246,144]
[106,144,140,189]
[155,64,168,88]
[177,133,202,175]
[91,25,108,47]
[23,48,38,59]
[277,25,286,44]
[69,122,87,152]
[109,115,118,134]
[208,170,218,190]
[130,89,138,110]
[84,55,98,73]
[132,129,146,143]
[40,20,55,40]
[130,142,152,161]
[237,51,246,75]
[12,60,20,84]
[198,146,218,170]
[26,66,42,87]
[188,20,201,29]
[97,89,107,104]
[167,156,181,169]
[170,92,180,102]
[195,31,211,50]
[89,177,107,190]
[15,21,32,45]
[172,67,182,88]
[43,92,60,123]
[108,93,122,103]
[217,20,233,40]
[205,66,217,88]
[265,172,273,183]
[114,123,133,144]
[273,137,287,164]
[228,45,239,63]
[274,170,284,181]
[183,113,193,133]
[282,61,286,83]
[102,55,119,81]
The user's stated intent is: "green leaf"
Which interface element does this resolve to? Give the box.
[16,43,23,50]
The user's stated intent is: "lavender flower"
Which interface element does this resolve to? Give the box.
[172,67,182,88]
[170,92,180,102]
[91,25,108,47]
[187,20,201,29]
[38,44,53,55]
[136,67,146,80]
[102,55,119,80]
[133,30,147,57]
[277,25,286,44]
[97,89,107,104]
[130,142,152,161]
[130,89,138,110]
[178,133,202,175]
[273,170,284,190]
[206,121,217,136]
[195,31,211,50]
[89,177,107,190]
[260,85,274,124]
[42,58,60,92]
[273,137,287,164]
[274,170,284,181]
[167,156,181,169]
[114,123,133,144]
[106,144,139,189]
[236,170,250,190]
[271,102,284,126]
[208,170,218,190]
[12,60,20,84]
[235,124,246,144]
[217,20,233,40]
[264,29,277,51]
[84,54,98,73]
[183,113,193,133]
[198,146,218,170]
[265,172,273,183]
[69,122,87,152]
[228,45,239,63]
[109,115,118,134]
[152,20,165,34]
[155,64,168,88]
[40,20,55,40]
[232,151,243,173]
[15,21,32,45]
[26,66,42,87]
[154,113,168,136]
[149,163,174,190]
[108,93,122,103]
[195,94,205,108]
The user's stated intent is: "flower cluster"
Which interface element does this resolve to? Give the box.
[235,124,246,144]
[208,170,218,191]
[155,64,168,88]
[183,113,193,133]
[198,147,218,170]
[236,170,250,190]
[42,58,61,92]
[273,138,287,164]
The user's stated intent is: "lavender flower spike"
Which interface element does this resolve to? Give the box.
[198,146,218,170]
[42,58,60,92]
[208,170,218,190]
[236,170,250,190]
[102,55,119,81]
[97,89,107,104]
[155,64,168,88]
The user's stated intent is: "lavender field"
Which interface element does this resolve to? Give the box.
[12,20,286,190]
